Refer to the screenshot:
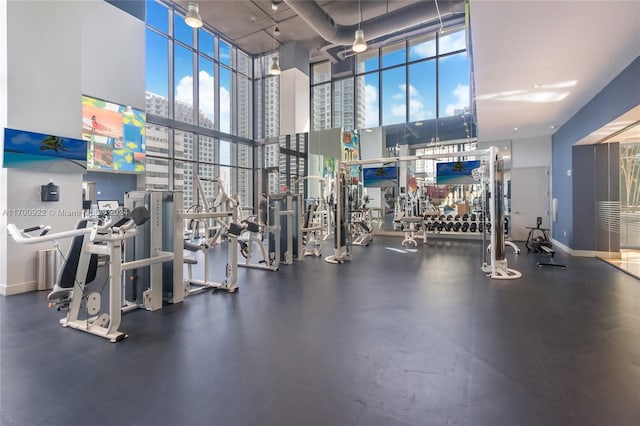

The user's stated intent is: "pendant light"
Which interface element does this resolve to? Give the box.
[184,2,203,28]
[268,2,281,76]
[352,0,367,53]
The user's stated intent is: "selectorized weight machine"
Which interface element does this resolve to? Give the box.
[328,147,522,280]
[8,206,176,342]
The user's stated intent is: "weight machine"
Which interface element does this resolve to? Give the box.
[8,206,175,342]
[329,147,522,280]
[177,176,241,293]
[237,202,282,272]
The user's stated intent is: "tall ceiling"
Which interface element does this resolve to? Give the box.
[170,0,640,144]
[470,0,640,143]
[172,0,447,59]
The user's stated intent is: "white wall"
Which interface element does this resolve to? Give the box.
[279,68,310,135]
[1,0,145,295]
[512,136,552,168]
[81,0,146,109]
[1,0,8,291]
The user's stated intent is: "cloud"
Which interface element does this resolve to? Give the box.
[445,83,469,116]
[174,71,231,132]
[409,41,435,59]
[364,84,378,128]
[439,30,466,53]
[175,75,194,105]
[198,70,215,122]
[389,84,436,121]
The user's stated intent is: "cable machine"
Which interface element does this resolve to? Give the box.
[329,147,522,280]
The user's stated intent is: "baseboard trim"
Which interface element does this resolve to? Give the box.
[551,239,597,257]
[0,280,38,296]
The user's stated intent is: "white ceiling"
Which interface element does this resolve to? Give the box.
[469,0,640,143]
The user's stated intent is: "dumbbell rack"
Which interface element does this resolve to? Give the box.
[422,213,491,239]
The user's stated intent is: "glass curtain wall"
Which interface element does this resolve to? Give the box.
[600,139,640,277]
[145,0,253,210]
[310,25,469,133]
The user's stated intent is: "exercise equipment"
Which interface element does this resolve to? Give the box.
[351,208,374,246]
[176,177,241,293]
[124,191,184,308]
[237,210,281,272]
[300,203,324,256]
[8,206,174,342]
[400,216,426,248]
[526,217,566,268]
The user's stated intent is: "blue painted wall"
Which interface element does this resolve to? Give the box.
[552,56,640,249]
[84,171,138,205]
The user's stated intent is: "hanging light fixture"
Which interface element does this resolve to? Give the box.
[352,0,367,53]
[185,2,203,28]
[268,3,281,76]
[434,0,445,34]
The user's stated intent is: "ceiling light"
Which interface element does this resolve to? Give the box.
[415,121,423,126]
[352,0,367,53]
[353,30,367,53]
[268,56,281,75]
[532,83,541,88]
[550,125,557,129]
[268,7,281,76]
[513,127,519,131]
[185,2,203,28]
[271,1,279,11]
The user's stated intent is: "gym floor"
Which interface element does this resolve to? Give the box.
[1,237,639,426]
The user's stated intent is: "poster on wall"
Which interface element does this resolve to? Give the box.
[436,160,481,184]
[2,127,87,173]
[341,130,360,179]
[82,95,146,173]
[322,157,336,179]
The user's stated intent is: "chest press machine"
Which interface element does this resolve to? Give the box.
[8,206,174,342]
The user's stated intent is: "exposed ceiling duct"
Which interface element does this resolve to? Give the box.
[282,0,466,47]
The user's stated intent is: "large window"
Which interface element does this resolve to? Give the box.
[145,0,254,210]
[311,25,470,133]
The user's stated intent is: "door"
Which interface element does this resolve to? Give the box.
[510,167,550,241]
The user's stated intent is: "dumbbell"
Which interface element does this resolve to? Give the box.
[437,222,445,231]
[470,222,477,232]
[453,222,462,232]
[445,222,454,231]
[462,214,469,221]
[470,213,477,221]
[461,222,469,232]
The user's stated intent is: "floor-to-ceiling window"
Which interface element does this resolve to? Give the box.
[310,25,470,136]
[600,130,640,277]
[145,0,254,209]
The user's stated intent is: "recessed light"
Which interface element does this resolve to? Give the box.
[550,125,557,129]
[365,128,373,133]
[415,121,423,126]
[513,127,519,131]
[503,146,508,150]
[532,83,541,88]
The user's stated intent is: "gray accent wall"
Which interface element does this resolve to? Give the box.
[552,56,639,250]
